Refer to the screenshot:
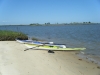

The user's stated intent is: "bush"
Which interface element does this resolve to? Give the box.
[31,37,39,41]
[0,30,28,41]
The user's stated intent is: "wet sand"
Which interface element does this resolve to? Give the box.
[0,41,100,75]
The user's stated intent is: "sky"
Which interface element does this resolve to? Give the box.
[0,0,100,25]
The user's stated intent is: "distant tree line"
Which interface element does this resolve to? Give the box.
[30,23,40,26]
[45,22,50,25]
[29,21,99,26]
[83,21,91,24]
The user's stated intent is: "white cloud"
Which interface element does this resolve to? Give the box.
[2,21,9,22]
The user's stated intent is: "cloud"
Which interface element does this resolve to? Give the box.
[3,21,6,22]
[2,21,9,22]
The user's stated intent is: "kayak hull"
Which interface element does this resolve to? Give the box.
[25,44,86,51]
[16,39,33,43]
[16,38,43,44]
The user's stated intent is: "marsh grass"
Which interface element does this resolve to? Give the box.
[31,37,39,41]
[0,30,28,41]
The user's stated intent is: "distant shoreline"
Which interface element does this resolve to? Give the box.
[0,23,100,26]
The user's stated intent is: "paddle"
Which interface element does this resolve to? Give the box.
[24,44,55,53]
[24,44,44,51]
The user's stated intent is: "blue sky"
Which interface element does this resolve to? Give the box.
[0,0,100,25]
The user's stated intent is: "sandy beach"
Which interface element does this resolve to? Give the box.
[0,41,100,75]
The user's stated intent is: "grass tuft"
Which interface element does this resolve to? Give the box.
[0,30,28,41]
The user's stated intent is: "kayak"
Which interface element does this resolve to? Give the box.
[16,38,47,44]
[16,38,65,46]
[25,44,86,51]
[16,38,34,44]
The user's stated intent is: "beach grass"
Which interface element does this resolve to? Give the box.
[31,37,40,41]
[0,30,28,41]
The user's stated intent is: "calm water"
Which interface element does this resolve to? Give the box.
[0,24,100,63]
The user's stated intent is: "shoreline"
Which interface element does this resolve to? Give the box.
[77,52,100,66]
[0,41,100,75]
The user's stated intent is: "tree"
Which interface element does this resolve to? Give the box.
[88,21,91,23]
[47,22,50,24]
[45,22,50,25]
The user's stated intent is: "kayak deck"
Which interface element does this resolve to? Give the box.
[25,44,86,51]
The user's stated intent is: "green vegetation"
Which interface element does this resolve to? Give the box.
[45,22,50,25]
[0,30,28,41]
[29,21,100,26]
[31,37,39,41]
[30,23,41,26]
